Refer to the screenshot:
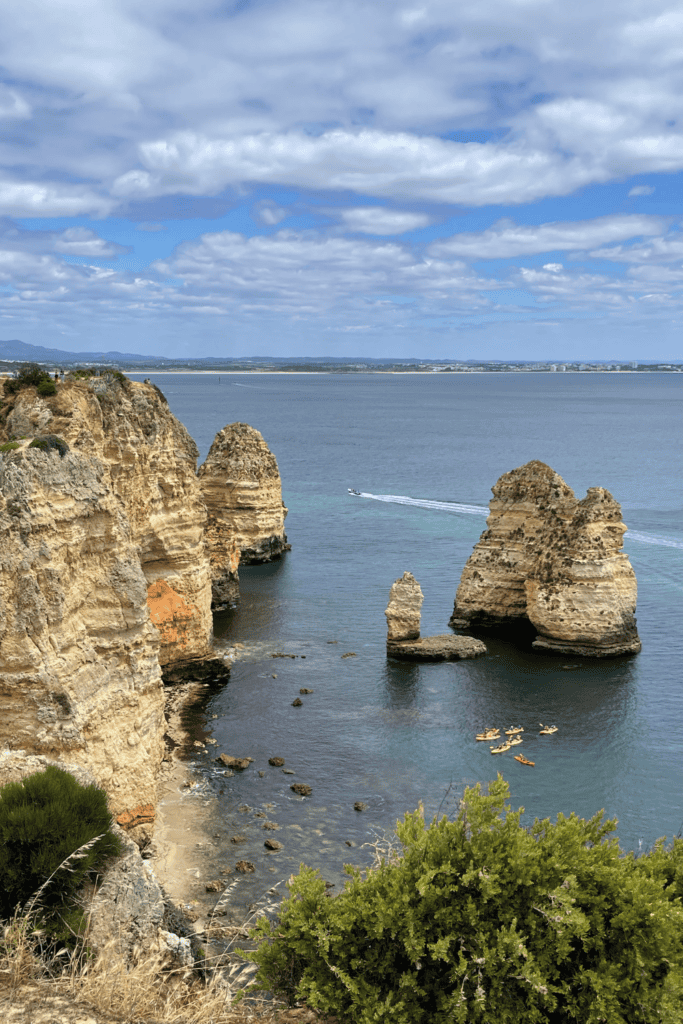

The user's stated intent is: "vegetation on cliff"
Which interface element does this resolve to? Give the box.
[246,775,683,1023]
[0,767,120,946]
[2,363,56,397]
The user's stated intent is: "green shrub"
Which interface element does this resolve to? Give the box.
[3,363,56,397]
[0,441,20,452]
[245,775,683,1024]
[0,766,121,938]
[36,378,57,396]
[28,434,69,458]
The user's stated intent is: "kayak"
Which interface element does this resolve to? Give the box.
[514,755,535,766]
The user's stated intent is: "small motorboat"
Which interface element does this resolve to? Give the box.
[508,735,523,746]
[505,726,524,735]
[539,724,558,735]
[490,741,511,754]
[348,488,361,495]
[514,754,535,766]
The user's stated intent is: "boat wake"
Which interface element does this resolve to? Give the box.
[355,492,488,517]
[353,492,683,550]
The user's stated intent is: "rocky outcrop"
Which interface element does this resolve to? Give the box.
[385,571,423,640]
[4,376,213,668]
[450,461,641,657]
[0,375,221,813]
[198,423,289,607]
[0,445,164,813]
[386,572,487,661]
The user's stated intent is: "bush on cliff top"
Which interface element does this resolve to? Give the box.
[244,774,683,1024]
[3,362,56,397]
[0,766,121,942]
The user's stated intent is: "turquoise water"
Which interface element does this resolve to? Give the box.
[133,372,683,910]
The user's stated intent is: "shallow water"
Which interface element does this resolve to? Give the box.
[135,372,683,917]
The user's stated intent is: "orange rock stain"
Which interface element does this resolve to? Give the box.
[147,579,197,649]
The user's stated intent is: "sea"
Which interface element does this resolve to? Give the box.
[130,371,683,919]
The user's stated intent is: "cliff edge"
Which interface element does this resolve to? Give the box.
[0,374,218,813]
[450,460,641,657]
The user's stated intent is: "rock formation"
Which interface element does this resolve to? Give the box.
[198,422,289,608]
[385,571,423,640]
[450,461,641,657]
[386,572,486,661]
[0,374,221,813]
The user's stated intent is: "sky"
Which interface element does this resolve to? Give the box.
[1,0,683,360]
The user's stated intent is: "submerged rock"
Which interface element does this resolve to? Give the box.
[388,634,487,661]
[450,461,641,657]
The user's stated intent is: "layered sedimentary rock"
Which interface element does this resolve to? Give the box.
[0,374,221,813]
[450,461,641,657]
[386,572,487,661]
[198,422,289,607]
[385,571,423,640]
[0,442,164,813]
[4,376,213,667]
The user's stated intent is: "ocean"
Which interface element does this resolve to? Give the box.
[131,371,683,918]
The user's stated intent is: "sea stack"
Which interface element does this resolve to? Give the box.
[198,423,289,608]
[386,572,486,661]
[385,571,423,640]
[450,461,641,657]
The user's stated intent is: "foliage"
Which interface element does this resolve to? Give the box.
[244,775,683,1024]
[0,441,20,451]
[27,433,70,458]
[3,363,56,397]
[0,766,121,944]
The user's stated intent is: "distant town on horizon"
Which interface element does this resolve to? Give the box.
[0,338,680,375]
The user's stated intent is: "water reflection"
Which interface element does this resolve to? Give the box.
[382,658,421,709]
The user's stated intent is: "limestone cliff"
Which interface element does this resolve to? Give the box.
[4,376,213,667]
[0,441,164,813]
[450,461,641,657]
[0,374,219,814]
[198,422,289,608]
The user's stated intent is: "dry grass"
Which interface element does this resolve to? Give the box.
[0,866,310,1024]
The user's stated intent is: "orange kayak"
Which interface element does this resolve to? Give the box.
[514,754,535,766]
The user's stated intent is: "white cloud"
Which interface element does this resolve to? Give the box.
[337,207,432,234]
[0,181,111,218]
[0,0,681,216]
[252,200,288,225]
[0,85,30,120]
[589,233,683,263]
[112,128,604,207]
[629,185,655,196]
[53,227,127,257]
[429,215,668,259]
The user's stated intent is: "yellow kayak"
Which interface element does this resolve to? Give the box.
[476,730,500,741]
[539,724,558,735]
[509,735,523,746]
[514,754,535,766]
[490,741,511,754]
[505,727,524,735]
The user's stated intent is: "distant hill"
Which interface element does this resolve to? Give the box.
[0,339,429,367]
[0,339,172,365]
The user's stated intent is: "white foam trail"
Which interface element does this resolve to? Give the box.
[625,530,683,550]
[354,492,683,549]
[356,492,488,516]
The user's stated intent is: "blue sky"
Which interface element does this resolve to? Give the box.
[1,0,683,360]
